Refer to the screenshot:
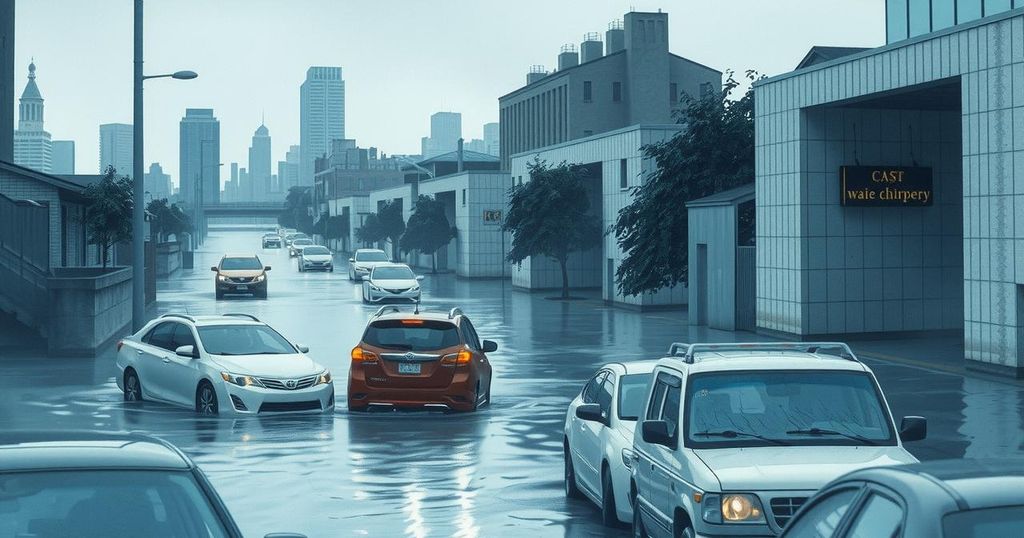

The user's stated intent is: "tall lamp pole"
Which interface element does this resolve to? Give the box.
[132,0,197,332]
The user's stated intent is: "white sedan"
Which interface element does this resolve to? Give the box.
[564,360,656,526]
[348,248,391,280]
[361,263,423,303]
[298,245,334,272]
[115,313,334,415]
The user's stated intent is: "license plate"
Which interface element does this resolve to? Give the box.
[398,363,421,375]
[236,285,248,290]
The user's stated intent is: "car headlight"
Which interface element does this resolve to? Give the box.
[220,372,264,387]
[369,284,382,291]
[702,493,765,524]
[217,275,229,282]
[621,448,635,470]
[317,370,332,385]
[410,285,420,292]
[254,274,266,282]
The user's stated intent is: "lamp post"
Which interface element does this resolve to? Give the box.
[132,0,198,332]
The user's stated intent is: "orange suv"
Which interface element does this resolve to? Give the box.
[348,307,495,412]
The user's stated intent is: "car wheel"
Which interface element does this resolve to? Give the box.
[564,443,583,499]
[257,287,268,299]
[196,382,219,416]
[633,503,649,538]
[678,525,695,538]
[123,369,142,402]
[329,265,334,273]
[215,289,224,300]
[601,467,618,527]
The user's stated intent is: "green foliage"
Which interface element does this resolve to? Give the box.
[377,200,406,260]
[503,159,602,299]
[146,198,191,243]
[356,213,385,246]
[83,166,133,268]
[612,70,759,296]
[324,215,349,241]
[401,195,457,273]
[278,187,313,234]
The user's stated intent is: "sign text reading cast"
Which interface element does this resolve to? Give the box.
[840,166,933,207]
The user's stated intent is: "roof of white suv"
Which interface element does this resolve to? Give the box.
[155,313,263,327]
[655,342,869,375]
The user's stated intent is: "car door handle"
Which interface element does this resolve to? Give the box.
[162,357,171,364]
[136,350,144,355]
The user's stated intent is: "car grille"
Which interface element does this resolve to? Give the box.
[228,276,255,284]
[386,288,410,294]
[257,375,319,390]
[770,497,808,528]
[259,400,322,413]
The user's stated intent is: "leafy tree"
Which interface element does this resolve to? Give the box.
[401,195,457,273]
[278,186,313,234]
[377,200,406,261]
[356,213,385,247]
[323,214,350,250]
[83,166,133,268]
[311,211,330,238]
[503,159,602,299]
[147,198,191,242]
[612,70,758,296]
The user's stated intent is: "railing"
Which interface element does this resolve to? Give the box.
[0,193,50,327]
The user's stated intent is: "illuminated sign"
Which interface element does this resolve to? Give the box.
[840,166,933,206]
[483,210,503,224]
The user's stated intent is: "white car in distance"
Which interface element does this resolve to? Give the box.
[298,245,334,272]
[348,248,390,281]
[115,313,334,415]
[564,361,657,526]
[361,263,423,303]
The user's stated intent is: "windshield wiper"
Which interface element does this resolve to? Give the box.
[693,430,790,446]
[785,428,880,445]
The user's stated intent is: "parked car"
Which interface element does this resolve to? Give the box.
[0,431,307,538]
[348,248,390,280]
[564,361,657,526]
[348,306,495,412]
[262,233,281,249]
[630,342,923,538]
[288,238,313,257]
[211,254,270,299]
[361,263,423,303]
[781,459,1024,537]
[298,245,334,272]
[116,313,334,416]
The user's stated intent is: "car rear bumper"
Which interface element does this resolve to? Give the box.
[347,377,478,411]
[221,382,335,415]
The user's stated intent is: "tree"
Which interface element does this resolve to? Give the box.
[401,195,457,273]
[377,200,406,261]
[278,186,313,234]
[83,166,133,268]
[612,70,758,296]
[356,213,385,247]
[147,198,191,243]
[503,159,602,299]
[323,214,350,250]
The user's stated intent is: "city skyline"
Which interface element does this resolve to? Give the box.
[11,0,883,188]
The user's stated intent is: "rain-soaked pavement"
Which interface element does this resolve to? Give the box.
[1,229,1023,537]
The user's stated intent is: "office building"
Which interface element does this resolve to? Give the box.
[483,122,499,157]
[277,144,300,194]
[247,122,271,201]
[753,0,1024,376]
[300,66,345,185]
[99,123,133,176]
[51,140,74,174]
[420,112,462,159]
[13,61,52,173]
[145,162,171,200]
[179,108,221,207]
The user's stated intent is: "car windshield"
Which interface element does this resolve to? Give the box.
[219,257,262,271]
[363,319,460,351]
[0,470,231,538]
[302,246,330,255]
[618,373,653,420]
[943,506,1024,537]
[198,325,296,355]
[372,266,415,280]
[292,239,313,246]
[356,251,389,262]
[685,370,895,447]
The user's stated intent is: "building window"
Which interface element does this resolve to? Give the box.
[886,0,909,42]
[669,82,678,103]
[908,0,931,37]
[699,82,714,99]
[462,189,466,206]
[612,82,622,102]
[583,130,593,137]
[958,0,982,22]
[932,0,955,29]
[619,159,628,189]
[583,81,592,103]
[985,0,1012,15]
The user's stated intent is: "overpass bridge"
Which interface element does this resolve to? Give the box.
[202,202,284,218]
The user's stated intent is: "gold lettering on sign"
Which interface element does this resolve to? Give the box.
[871,170,905,183]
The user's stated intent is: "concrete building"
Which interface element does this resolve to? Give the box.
[13,61,52,173]
[51,140,74,174]
[247,122,271,201]
[0,0,13,162]
[145,162,171,200]
[421,112,462,158]
[483,122,500,156]
[179,108,220,207]
[312,139,406,220]
[99,123,133,176]
[754,1,1024,377]
[499,12,720,170]
[278,145,300,194]
[300,66,345,185]
[463,138,486,153]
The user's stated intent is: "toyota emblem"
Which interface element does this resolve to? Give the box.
[285,380,297,389]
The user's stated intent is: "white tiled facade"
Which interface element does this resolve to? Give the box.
[510,124,688,308]
[755,9,1024,374]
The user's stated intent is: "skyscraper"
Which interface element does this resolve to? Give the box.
[483,122,499,157]
[299,66,345,185]
[277,144,300,194]
[179,108,221,207]
[420,112,462,158]
[51,140,75,174]
[247,122,271,201]
[99,123,133,176]
[144,162,171,200]
[13,61,52,172]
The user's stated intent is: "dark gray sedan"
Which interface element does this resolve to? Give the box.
[780,459,1024,537]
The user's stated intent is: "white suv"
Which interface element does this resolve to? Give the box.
[630,342,925,538]
[116,313,334,416]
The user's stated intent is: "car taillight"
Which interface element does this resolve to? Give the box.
[351,347,379,365]
[441,349,472,366]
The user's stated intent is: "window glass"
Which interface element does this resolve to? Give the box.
[460,319,481,351]
[582,372,607,404]
[846,494,904,538]
[301,246,330,255]
[985,0,1012,16]
[171,324,196,350]
[371,266,415,280]
[887,0,909,42]
[958,0,983,23]
[220,257,262,270]
[909,0,931,37]
[197,325,296,355]
[620,159,628,189]
[363,320,461,351]
[145,323,177,351]
[932,0,955,30]
[783,488,860,538]
[583,81,592,102]
[669,82,678,103]
[612,81,622,102]
[942,506,1024,537]
[646,378,668,420]
[617,373,652,420]
[597,375,614,414]
[660,382,681,433]
[355,250,389,262]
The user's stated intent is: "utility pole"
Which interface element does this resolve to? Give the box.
[131,0,145,331]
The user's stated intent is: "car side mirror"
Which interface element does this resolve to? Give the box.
[348,258,354,263]
[482,340,498,353]
[575,403,607,425]
[642,420,676,449]
[264,266,272,271]
[899,416,927,442]
[210,266,218,272]
[416,275,424,281]
[296,344,309,354]
[175,345,198,358]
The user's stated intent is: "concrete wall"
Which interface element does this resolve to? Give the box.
[155,241,182,277]
[47,266,132,355]
[688,203,739,330]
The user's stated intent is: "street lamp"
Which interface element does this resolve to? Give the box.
[132,0,197,332]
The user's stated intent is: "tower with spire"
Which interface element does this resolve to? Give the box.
[247,118,271,201]
[13,60,54,172]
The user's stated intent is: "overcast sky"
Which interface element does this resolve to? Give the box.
[14,0,883,188]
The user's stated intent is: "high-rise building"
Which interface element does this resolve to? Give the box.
[99,123,133,176]
[179,108,221,207]
[13,61,52,173]
[463,139,486,153]
[247,122,271,201]
[144,162,171,200]
[277,144,300,194]
[300,66,345,185]
[52,140,75,174]
[420,112,462,158]
[483,122,499,157]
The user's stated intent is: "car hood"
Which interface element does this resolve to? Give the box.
[695,446,918,490]
[218,269,264,277]
[369,278,418,288]
[302,254,332,262]
[209,353,324,378]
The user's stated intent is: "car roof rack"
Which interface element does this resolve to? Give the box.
[159,313,195,322]
[667,342,859,364]
[222,313,260,322]
[373,306,403,318]
[448,307,464,319]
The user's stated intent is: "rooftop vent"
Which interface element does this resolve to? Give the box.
[558,44,579,70]
[606,20,625,53]
[581,32,603,63]
[526,65,548,85]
